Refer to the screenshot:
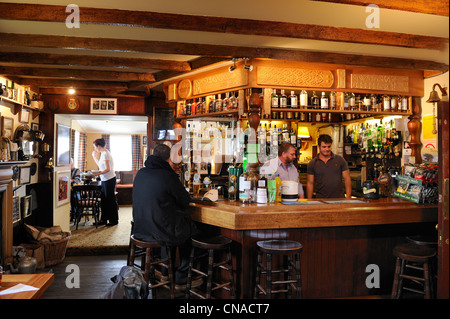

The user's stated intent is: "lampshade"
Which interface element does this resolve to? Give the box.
[297,126,310,139]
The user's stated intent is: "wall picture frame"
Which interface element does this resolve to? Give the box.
[56,170,70,207]
[19,108,30,123]
[90,98,118,115]
[2,116,14,138]
[19,166,31,185]
[56,123,71,166]
[21,195,32,219]
[13,195,21,224]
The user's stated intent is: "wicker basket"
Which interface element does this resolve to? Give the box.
[37,232,71,267]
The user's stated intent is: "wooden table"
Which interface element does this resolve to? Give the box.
[0,273,54,299]
[189,198,438,298]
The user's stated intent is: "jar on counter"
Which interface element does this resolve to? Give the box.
[239,166,259,203]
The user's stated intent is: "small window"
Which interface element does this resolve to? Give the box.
[110,135,132,171]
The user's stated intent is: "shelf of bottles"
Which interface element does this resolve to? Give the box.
[267,89,411,123]
[345,117,403,189]
[177,91,240,119]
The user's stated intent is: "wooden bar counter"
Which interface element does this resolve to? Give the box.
[189,198,438,299]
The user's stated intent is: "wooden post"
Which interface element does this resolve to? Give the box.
[407,97,422,164]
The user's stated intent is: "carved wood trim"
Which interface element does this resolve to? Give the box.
[193,68,249,96]
[256,66,334,88]
[351,74,409,92]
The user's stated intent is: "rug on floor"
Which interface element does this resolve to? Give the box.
[66,206,132,256]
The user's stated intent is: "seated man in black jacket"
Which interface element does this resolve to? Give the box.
[132,144,198,289]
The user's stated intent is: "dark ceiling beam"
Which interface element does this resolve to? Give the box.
[0,3,447,49]
[19,78,129,90]
[312,0,449,16]
[0,65,155,81]
[0,51,191,72]
[0,33,447,72]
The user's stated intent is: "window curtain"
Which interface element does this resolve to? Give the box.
[132,135,142,171]
[101,134,110,151]
[78,132,87,171]
[70,129,75,161]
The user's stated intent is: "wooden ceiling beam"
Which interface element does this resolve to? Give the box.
[0,65,155,81]
[312,0,449,17]
[0,51,191,72]
[0,3,447,50]
[19,78,129,90]
[0,33,447,72]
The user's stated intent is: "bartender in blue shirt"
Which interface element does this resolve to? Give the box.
[263,143,305,198]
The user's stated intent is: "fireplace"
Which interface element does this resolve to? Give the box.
[1,163,15,267]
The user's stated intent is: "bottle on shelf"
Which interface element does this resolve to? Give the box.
[300,90,308,108]
[330,91,336,110]
[208,95,216,113]
[390,96,398,112]
[401,96,408,112]
[271,89,279,108]
[311,91,319,109]
[191,98,197,115]
[280,89,287,108]
[320,91,329,109]
[186,100,192,116]
[215,94,223,112]
[229,91,238,110]
[223,92,230,111]
[282,124,290,144]
[289,91,298,108]
[383,95,390,112]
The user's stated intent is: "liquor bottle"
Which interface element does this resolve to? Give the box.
[223,92,230,111]
[271,89,279,108]
[363,95,371,111]
[330,91,336,110]
[290,128,297,145]
[190,98,197,115]
[401,96,408,112]
[390,96,398,112]
[215,93,223,112]
[349,93,356,110]
[370,94,377,112]
[209,95,216,113]
[280,89,287,108]
[229,91,238,110]
[282,124,290,144]
[186,100,191,116]
[311,91,319,109]
[266,123,272,157]
[343,92,349,110]
[300,90,308,108]
[320,92,329,109]
[383,95,390,112]
[289,91,298,108]
[278,126,282,146]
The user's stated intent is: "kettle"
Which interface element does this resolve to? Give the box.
[8,256,38,274]
[362,180,380,200]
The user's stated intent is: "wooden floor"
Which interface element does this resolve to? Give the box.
[42,254,129,299]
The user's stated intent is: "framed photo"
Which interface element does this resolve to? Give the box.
[21,195,32,218]
[56,170,70,207]
[143,136,147,145]
[19,108,30,123]
[13,195,21,224]
[90,98,118,114]
[19,166,31,185]
[31,122,39,131]
[56,123,71,166]
[1,116,14,138]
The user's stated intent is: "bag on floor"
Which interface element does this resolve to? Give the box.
[99,266,148,299]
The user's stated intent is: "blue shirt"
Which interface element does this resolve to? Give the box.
[263,157,304,197]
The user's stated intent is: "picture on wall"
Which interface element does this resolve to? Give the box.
[1,116,14,138]
[56,123,71,166]
[21,195,32,219]
[56,170,70,207]
[90,98,118,114]
[13,195,21,223]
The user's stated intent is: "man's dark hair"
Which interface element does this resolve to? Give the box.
[93,138,106,147]
[153,144,171,161]
[318,134,333,146]
[278,143,295,157]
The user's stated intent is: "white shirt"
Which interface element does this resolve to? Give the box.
[262,157,304,197]
[98,150,115,181]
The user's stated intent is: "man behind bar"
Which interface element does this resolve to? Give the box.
[306,134,352,199]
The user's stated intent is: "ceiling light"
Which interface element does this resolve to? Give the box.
[68,88,76,94]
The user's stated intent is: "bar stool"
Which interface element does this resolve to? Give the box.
[391,242,436,299]
[254,240,303,299]
[186,235,235,299]
[128,234,175,299]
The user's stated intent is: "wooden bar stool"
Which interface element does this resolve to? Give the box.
[128,234,175,299]
[254,240,303,299]
[391,242,436,299]
[186,235,235,299]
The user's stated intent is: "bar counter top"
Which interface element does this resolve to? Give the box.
[189,197,438,230]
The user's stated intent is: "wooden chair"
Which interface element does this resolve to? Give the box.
[72,185,102,230]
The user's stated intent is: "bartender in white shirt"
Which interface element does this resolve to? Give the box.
[262,143,305,198]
